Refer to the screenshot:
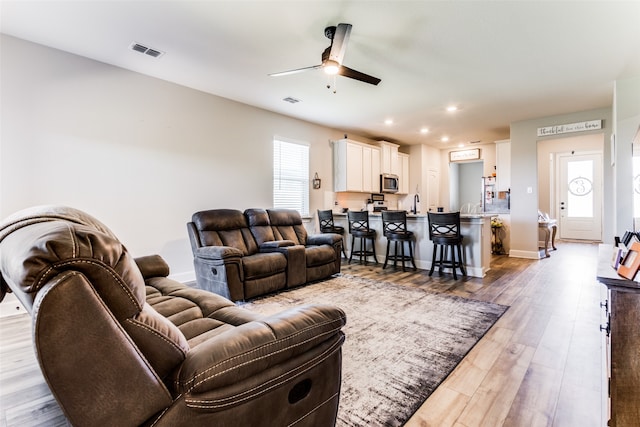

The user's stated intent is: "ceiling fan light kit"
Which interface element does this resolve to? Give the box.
[270,23,381,89]
[323,60,340,75]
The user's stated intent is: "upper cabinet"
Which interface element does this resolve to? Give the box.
[333,139,381,193]
[334,138,409,194]
[362,144,381,193]
[495,139,511,191]
[375,141,400,175]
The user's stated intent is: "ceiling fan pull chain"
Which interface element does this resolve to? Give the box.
[327,75,337,93]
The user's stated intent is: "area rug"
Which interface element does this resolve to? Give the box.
[239,274,508,427]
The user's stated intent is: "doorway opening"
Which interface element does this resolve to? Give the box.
[538,134,604,243]
[449,160,483,212]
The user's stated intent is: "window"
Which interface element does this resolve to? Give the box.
[273,138,309,216]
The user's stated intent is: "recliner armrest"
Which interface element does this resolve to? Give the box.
[306,233,342,246]
[175,304,346,394]
[194,245,243,260]
[135,255,170,279]
[259,240,296,250]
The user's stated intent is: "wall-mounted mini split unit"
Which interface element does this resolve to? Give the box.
[130,43,165,58]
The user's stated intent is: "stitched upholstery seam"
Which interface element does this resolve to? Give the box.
[180,315,346,392]
[180,315,344,388]
[287,391,340,427]
[64,224,77,259]
[184,336,342,408]
[184,327,335,393]
[124,318,188,359]
[186,337,340,405]
[33,259,141,310]
[147,406,170,427]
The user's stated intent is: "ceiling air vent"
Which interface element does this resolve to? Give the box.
[130,43,165,58]
[283,97,301,104]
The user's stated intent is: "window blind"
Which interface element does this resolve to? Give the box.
[273,139,309,216]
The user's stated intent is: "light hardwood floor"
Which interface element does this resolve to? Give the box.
[0,241,605,426]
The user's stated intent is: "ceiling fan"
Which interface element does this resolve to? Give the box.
[269,23,381,87]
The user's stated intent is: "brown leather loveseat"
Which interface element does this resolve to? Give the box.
[187,208,342,301]
[0,206,346,427]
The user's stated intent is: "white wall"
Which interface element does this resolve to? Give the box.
[614,76,640,236]
[510,107,613,258]
[457,161,484,209]
[0,35,352,281]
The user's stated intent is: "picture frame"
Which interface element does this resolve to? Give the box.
[611,243,627,269]
[449,148,480,162]
[618,241,640,280]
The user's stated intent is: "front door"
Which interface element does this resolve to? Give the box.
[557,151,602,241]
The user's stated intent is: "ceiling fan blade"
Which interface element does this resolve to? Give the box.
[269,64,322,77]
[338,65,381,86]
[329,23,351,64]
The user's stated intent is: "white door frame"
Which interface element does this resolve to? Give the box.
[554,150,603,241]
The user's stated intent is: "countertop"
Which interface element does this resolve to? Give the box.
[331,211,493,219]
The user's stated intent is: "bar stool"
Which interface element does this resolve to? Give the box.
[347,210,378,265]
[382,210,416,271]
[317,209,347,258]
[427,212,466,279]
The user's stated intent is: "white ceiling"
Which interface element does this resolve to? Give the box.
[2,1,639,148]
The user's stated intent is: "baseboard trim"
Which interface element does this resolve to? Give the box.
[0,293,27,318]
[509,249,542,259]
[413,260,487,278]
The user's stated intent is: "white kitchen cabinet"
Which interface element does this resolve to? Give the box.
[333,139,380,193]
[495,139,511,191]
[369,146,381,193]
[362,145,374,192]
[375,141,400,175]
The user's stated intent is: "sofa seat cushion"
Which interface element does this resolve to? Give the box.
[304,245,336,268]
[179,319,236,347]
[145,279,262,347]
[242,252,287,280]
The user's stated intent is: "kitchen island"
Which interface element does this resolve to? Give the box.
[332,212,491,278]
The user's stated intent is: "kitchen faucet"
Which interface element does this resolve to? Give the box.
[412,193,420,214]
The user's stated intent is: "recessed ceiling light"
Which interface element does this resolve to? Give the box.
[420,128,429,134]
[384,119,394,125]
[441,136,449,142]
[458,143,465,148]
[446,105,458,112]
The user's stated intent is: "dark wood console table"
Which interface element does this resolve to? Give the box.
[596,244,640,426]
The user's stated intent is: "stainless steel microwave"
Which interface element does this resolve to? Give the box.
[380,173,399,193]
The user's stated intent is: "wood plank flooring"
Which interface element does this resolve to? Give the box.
[0,241,605,426]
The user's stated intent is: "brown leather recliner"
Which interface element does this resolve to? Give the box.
[264,209,342,283]
[187,208,342,302]
[0,206,346,427]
